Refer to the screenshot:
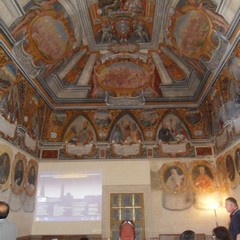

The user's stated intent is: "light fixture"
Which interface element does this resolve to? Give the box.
[208,196,220,227]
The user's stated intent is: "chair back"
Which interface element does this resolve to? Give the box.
[119,220,135,240]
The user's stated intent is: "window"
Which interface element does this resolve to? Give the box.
[110,193,144,240]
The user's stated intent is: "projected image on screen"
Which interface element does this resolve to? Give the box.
[35,172,102,222]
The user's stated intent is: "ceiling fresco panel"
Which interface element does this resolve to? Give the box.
[88,0,153,44]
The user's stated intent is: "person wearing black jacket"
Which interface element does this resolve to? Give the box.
[225,197,240,240]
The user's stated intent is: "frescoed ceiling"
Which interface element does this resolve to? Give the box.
[0,0,240,160]
[1,0,238,109]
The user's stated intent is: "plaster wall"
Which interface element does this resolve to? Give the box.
[32,159,151,236]
[32,158,237,239]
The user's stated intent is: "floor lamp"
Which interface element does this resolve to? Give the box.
[214,208,218,227]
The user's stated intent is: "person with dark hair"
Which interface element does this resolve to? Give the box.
[225,197,240,240]
[0,201,17,240]
[179,230,196,240]
[212,226,232,240]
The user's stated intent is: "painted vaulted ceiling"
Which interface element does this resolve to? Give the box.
[0,0,239,159]
[2,0,238,108]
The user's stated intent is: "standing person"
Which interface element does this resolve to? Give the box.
[225,197,240,240]
[0,201,17,240]
[179,230,196,240]
[212,226,232,240]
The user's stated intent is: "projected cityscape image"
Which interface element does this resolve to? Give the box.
[35,173,102,222]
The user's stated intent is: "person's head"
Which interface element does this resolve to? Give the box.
[199,166,206,174]
[180,230,196,240]
[225,197,238,213]
[171,168,178,176]
[0,201,10,219]
[212,226,232,240]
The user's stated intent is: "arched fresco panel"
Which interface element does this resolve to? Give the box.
[109,114,143,157]
[64,116,97,157]
[156,113,192,157]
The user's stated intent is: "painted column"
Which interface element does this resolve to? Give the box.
[151,52,173,85]
[58,49,87,79]
[76,53,97,86]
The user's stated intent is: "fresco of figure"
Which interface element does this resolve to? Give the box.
[0,153,10,185]
[123,0,143,13]
[69,120,94,145]
[14,160,24,186]
[165,167,184,192]
[194,166,214,192]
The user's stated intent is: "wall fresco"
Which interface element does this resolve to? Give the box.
[0,143,39,213]
[0,45,47,155]
[208,40,240,154]
[38,106,212,159]
[159,160,220,210]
